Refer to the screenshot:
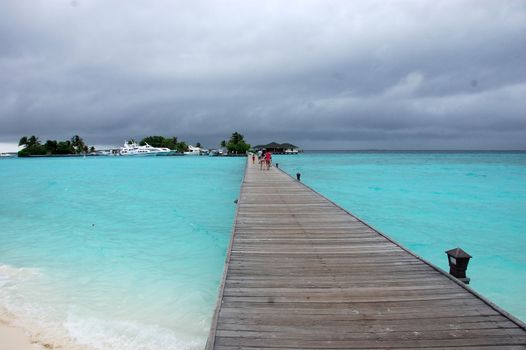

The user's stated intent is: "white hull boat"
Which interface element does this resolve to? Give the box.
[119,141,171,156]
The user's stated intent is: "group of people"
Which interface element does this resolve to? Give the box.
[252,150,272,170]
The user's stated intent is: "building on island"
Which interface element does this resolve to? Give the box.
[253,142,301,154]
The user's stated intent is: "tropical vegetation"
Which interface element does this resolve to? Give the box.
[18,135,94,157]
[139,136,189,153]
[226,132,250,154]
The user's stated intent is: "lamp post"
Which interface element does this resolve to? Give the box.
[445,248,472,284]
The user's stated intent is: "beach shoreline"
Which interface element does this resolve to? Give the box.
[0,303,91,350]
[0,303,205,350]
[0,312,95,350]
[0,319,42,350]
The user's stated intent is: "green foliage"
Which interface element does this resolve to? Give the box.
[139,135,188,152]
[17,135,92,157]
[226,132,250,154]
[55,141,75,154]
[18,136,28,146]
[27,135,39,147]
[220,140,226,148]
[44,140,58,153]
[176,141,188,153]
[17,148,31,157]
[17,135,45,157]
[195,142,201,148]
[71,135,86,154]
[18,145,46,157]
[140,136,172,148]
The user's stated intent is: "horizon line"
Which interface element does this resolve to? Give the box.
[300,149,526,152]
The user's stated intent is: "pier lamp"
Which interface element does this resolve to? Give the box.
[445,248,472,284]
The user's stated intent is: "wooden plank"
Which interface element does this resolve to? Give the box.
[205,159,526,349]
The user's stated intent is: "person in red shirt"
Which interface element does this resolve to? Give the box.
[264,151,272,170]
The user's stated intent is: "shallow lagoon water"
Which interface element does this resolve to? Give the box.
[276,151,526,322]
[0,156,244,349]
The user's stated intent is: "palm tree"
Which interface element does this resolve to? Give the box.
[225,132,249,154]
[28,135,39,147]
[196,142,202,148]
[71,135,86,154]
[230,132,242,144]
[220,140,226,148]
[44,140,58,154]
[18,136,28,147]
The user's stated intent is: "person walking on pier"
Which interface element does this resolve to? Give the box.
[252,153,256,165]
[265,151,272,170]
[259,150,265,170]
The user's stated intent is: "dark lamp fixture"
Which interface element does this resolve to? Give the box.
[445,247,472,284]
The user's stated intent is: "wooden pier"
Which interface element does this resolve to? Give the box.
[206,160,526,349]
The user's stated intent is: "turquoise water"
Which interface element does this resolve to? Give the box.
[276,151,526,322]
[0,156,244,349]
[1,153,525,349]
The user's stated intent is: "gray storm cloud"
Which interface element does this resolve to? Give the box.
[0,0,525,149]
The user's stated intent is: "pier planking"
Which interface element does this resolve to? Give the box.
[206,160,526,349]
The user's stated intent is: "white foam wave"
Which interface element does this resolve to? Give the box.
[0,263,206,350]
[0,263,42,320]
[0,263,41,285]
[64,312,205,350]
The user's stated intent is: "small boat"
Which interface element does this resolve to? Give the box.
[209,149,225,156]
[0,153,16,158]
[96,149,119,156]
[184,145,205,156]
[119,141,171,156]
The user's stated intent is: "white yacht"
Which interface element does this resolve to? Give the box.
[119,141,171,156]
[184,145,204,156]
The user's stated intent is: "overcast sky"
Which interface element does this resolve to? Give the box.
[1,0,525,151]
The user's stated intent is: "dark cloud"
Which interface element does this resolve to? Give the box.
[1,0,525,150]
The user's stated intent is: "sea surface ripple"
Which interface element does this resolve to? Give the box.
[0,156,244,350]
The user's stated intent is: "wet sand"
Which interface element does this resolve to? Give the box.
[0,321,42,350]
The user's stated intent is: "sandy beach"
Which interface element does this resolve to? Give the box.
[0,321,42,350]
[0,309,91,350]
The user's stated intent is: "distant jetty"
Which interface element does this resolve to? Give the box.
[253,142,302,154]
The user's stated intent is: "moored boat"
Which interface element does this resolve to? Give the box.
[119,141,171,156]
[184,145,205,156]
